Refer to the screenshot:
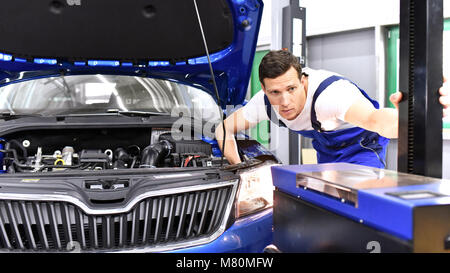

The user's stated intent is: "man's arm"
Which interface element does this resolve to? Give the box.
[344,98,399,138]
[215,108,255,164]
[439,77,449,117]
[345,77,449,139]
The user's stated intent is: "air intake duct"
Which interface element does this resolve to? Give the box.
[140,140,172,168]
[113,148,131,169]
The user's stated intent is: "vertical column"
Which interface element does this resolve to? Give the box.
[398,0,443,177]
[282,0,306,165]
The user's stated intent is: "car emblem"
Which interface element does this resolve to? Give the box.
[66,0,82,6]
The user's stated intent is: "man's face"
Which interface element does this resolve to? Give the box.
[261,66,307,120]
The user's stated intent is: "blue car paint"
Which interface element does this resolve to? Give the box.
[0,0,264,109]
[167,208,273,253]
[202,132,271,159]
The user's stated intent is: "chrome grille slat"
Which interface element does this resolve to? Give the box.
[89,216,98,249]
[153,197,165,243]
[186,192,200,238]
[198,191,211,235]
[74,208,86,249]
[175,193,189,240]
[60,203,73,245]
[32,202,49,249]
[0,202,12,249]
[142,199,152,243]
[165,195,177,241]
[110,216,116,248]
[213,188,230,228]
[18,201,37,250]
[131,204,140,245]
[47,202,61,250]
[6,201,24,249]
[103,215,111,248]
[119,214,127,247]
[0,184,235,252]
[206,190,220,233]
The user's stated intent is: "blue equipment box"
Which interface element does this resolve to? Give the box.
[271,163,450,252]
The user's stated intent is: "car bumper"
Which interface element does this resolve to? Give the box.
[166,208,273,253]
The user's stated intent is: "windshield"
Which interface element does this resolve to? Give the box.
[0,75,221,120]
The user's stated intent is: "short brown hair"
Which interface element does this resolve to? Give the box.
[258,50,302,86]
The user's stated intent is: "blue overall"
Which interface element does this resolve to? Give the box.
[264,75,389,168]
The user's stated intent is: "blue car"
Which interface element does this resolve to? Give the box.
[0,0,277,252]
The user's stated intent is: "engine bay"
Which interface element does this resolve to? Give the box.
[0,127,225,174]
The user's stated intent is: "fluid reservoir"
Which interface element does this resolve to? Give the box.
[62,146,75,166]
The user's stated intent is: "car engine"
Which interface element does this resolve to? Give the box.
[0,128,224,173]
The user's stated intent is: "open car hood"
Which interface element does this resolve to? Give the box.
[0,0,263,109]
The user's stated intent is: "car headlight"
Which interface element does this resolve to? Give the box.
[236,163,277,218]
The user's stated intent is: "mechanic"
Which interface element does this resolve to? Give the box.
[215,50,450,168]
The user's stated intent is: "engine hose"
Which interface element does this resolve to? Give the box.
[140,140,172,168]
[6,140,27,159]
[12,161,25,172]
[1,148,23,173]
[113,148,131,169]
[0,149,19,163]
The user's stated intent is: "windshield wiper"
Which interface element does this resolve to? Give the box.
[54,109,170,119]
[0,112,43,120]
[105,109,170,117]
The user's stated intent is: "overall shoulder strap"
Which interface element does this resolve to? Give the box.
[263,94,287,128]
[311,75,380,132]
[311,75,345,132]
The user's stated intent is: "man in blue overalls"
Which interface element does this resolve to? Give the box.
[215,50,450,168]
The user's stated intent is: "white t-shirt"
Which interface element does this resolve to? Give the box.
[242,68,370,131]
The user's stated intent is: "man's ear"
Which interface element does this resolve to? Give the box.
[300,74,307,85]
[260,81,267,93]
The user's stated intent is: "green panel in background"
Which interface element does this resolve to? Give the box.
[386,26,399,109]
[444,19,450,130]
[445,19,450,31]
[250,50,269,148]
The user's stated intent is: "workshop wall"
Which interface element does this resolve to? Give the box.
[257,0,272,47]
[300,0,450,37]
[306,28,377,101]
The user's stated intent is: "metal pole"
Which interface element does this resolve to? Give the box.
[398,0,443,178]
[282,0,306,165]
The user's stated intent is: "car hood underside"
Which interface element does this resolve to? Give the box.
[0,0,264,108]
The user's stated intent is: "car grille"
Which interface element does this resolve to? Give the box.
[0,184,235,252]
